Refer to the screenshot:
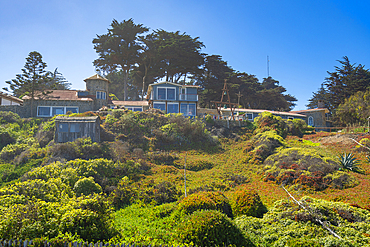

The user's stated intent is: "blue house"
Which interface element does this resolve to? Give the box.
[146,82,199,116]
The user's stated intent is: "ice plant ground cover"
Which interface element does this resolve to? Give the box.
[0,110,370,246]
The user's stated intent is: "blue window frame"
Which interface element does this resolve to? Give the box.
[167,103,179,113]
[153,103,166,112]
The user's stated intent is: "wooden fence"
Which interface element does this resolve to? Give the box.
[0,239,189,247]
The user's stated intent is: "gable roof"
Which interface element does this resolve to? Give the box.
[84,74,110,83]
[0,91,23,104]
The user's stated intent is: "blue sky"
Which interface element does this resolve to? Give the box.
[1,0,370,110]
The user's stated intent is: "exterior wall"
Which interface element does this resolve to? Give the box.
[29,100,94,118]
[85,79,109,110]
[0,100,94,118]
[301,111,327,127]
[55,117,100,143]
[1,98,21,106]
[0,105,28,117]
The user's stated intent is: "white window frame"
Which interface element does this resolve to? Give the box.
[37,106,79,117]
[308,116,314,126]
[157,87,176,100]
[96,91,106,99]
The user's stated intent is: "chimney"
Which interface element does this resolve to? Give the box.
[318,100,325,108]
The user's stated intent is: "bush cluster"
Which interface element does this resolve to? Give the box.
[231,188,267,218]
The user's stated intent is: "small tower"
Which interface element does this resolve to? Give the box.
[84,74,110,110]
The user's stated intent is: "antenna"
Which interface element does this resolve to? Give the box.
[267,56,270,77]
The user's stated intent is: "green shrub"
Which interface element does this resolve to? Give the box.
[0,128,16,150]
[254,112,288,138]
[177,191,232,218]
[0,111,20,124]
[205,114,215,125]
[59,194,117,242]
[175,210,252,247]
[73,177,102,196]
[231,188,267,218]
[0,142,29,160]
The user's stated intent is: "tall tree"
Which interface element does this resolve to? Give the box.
[324,56,370,109]
[153,30,205,83]
[307,84,331,110]
[93,19,149,100]
[4,51,50,117]
[46,68,71,90]
[195,55,234,107]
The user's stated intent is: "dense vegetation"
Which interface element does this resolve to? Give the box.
[0,110,370,246]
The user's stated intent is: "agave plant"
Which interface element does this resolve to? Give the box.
[338,153,362,173]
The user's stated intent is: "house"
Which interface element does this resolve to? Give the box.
[290,108,331,128]
[146,82,199,116]
[55,116,100,143]
[198,107,307,121]
[0,74,111,118]
[0,91,23,106]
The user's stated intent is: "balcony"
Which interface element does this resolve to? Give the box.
[179,94,198,101]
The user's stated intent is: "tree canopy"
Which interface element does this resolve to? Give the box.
[92,19,297,109]
[93,18,149,100]
[195,55,296,111]
[309,56,370,113]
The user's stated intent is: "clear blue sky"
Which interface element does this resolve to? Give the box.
[1,0,370,110]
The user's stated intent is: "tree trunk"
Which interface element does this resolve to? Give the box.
[124,71,129,101]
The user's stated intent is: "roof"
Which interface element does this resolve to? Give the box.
[112,100,148,106]
[291,108,330,114]
[55,116,99,122]
[0,91,23,104]
[222,108,307,118]
[84,74,110,83]
[22,90,93,101]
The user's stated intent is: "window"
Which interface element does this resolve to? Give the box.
[59,123,68,132]
[52,107,65,116]
[66,107,78,114]
[308,116,314,126]
[157,87,176,100]
[180,103,196,116]
[70,123,80,132]
[126,107,143,112]
[96,91,106,99]
[38,106,51,117]
[246,113,253,120]
[153,103,166,112]
[167,88,175,100]
[167,103,179,113]
[37,106,79,117]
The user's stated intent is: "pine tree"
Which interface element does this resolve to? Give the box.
[5,51,50,117]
